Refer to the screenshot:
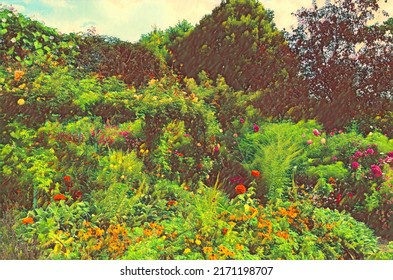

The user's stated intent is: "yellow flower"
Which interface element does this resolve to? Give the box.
[18,83,26,89]
[235,244,244,251]
[195,239,201,246]
[17,98,25,106]
[184,248,191,254]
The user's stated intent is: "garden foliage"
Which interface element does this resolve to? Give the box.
[0,1,392,260]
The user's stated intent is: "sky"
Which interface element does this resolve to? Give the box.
[0,0,391,42]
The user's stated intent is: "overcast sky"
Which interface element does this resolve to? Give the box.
[1,0,391,42]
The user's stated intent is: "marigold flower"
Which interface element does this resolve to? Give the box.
[143,228,153,237]
[167,200,178,206]
[203,247,213,254]
[17,98,25,106]
[235,184,247,195]
[53,194,67,201]
[251,170,260,177]
[22,217,34,225]
[221,228,228,235]
[14,70,25,81]
[63,175,71,182]
[328,177,335,184]
[184,248,191,254]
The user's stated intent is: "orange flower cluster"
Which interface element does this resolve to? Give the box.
[235,184,247,195]
[22,217,34,225]
[257,216,273,239]
[14,70,25,82]
[76,223,131,259]
[277,206,299,223]
[143,223,165,237]
[276,231,290,240]
[53,194,67,201]
[218,245,235,258]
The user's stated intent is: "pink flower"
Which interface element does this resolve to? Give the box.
[312,129,321,136]
[387,151,393,157]
[329,131,335,137]
[119,131,129,137]
[371,165,383,177]
[306,139,313,145]
[239,118,245,124]
[253,123,259,133]
[331,156,338,161]
[365,148,375,155]
[353,151,363,159]
[351,162,360,170]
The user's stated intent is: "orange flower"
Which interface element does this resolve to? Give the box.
[167,200,178,206]
[53,194,67,201]
[328,177,335,184]
[63,175,71,182]
[22,217,34,225]
[235,184,246,195]
[14,70,25,82]
[221,228,228,235]
[143,228,153,237]
[251,170,260,177]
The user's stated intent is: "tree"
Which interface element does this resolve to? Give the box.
[288,0,392,130]
[169,0,304,118]
[139,20,193,63]
[75,35,163,87]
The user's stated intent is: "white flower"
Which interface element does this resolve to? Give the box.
[1,18,6,23]
[10,37,16,43]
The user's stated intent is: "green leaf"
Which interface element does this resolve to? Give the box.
[34,41,43,49]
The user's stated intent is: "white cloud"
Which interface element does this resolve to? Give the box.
[40,0,70,8]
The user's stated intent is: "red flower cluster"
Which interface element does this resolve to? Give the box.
[53,194,67,201]
[235,184,247,195]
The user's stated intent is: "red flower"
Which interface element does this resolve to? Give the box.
[312,129,321,136]
[336,193,342,205]
[221,228,228,235]
[251,170,260,177]
[253,123,259,132]
[235,184,247,195]
[63,175,71,182]
[72,190,83,200]
[53,194,67,201]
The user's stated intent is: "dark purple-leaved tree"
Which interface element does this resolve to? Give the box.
[288,0,392,131]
